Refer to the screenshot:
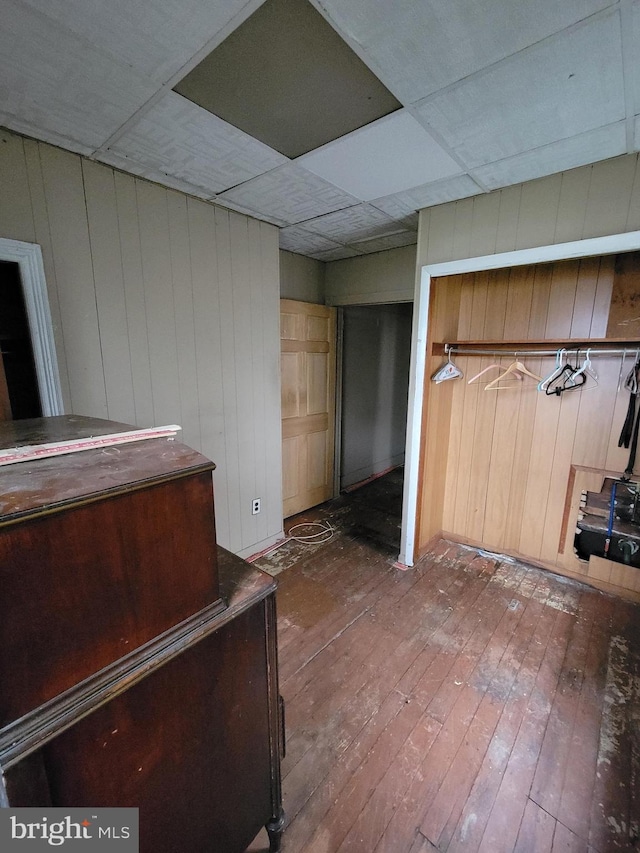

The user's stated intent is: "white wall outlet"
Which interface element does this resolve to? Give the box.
[252,498,261,515]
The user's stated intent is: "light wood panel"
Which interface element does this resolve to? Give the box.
[419,253,640,597]
[280,299,336,518]
[0,127,282,557]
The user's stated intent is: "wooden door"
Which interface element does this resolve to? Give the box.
[281,299,337,518]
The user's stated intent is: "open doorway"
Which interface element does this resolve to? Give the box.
[339,302,413,548]
[0,260,43,420]
[0,238,63,420]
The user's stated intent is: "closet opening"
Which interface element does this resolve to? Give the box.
[402,230,640,599]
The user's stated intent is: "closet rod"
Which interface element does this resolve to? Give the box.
[444,345,637,358]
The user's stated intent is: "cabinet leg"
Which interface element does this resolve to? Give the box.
[266,810,285,853]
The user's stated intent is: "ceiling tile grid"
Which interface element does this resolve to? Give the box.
[296,111,461,201]
[279,225,347,255]
[0,0,159,150]
[413,12,626,171]
[0,0,636,260]
[18,0,260,84]
[217,163,360,226]
[106,92,288,195]
[312,0,615,103]
[472,121,628,190]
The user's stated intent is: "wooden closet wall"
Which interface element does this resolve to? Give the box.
[417,253,640,598]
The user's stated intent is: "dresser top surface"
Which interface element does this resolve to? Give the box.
[0,416,215,523]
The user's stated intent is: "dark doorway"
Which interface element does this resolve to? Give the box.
[0,261,42,420]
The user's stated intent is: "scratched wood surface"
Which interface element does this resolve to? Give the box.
[249,472,640,853]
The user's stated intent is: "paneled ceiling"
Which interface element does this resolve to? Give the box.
[1,0,638,261]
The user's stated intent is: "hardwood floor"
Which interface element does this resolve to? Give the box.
[248,473,640,853]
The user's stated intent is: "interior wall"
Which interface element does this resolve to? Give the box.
[279,249,325,304]
[0,128,283,558]
[341,303,412,489]
[417,153,640,269]
[324,244,417,306]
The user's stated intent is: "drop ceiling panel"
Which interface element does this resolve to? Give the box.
[0,0,158,150]
[19,0,258,84]
[347,231,418,253]
[472,122,627,190]
[108,93,288,195]
[394,174,484,210]
[299,204,402,243]
[174,0,400,157]
[314,0,613,103]
[297,111,461,200]
[217,164,359,225]
[279,225,345,255]
[310,246,363,262]
[369,196,419,230]
[414,13,625,169]
[96,149,214,200]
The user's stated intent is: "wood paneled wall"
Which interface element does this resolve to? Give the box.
[0,128,283,557]
[417,153,640,270]
[418,254,640,595]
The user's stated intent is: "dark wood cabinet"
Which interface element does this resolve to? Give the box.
[0,416,284,853]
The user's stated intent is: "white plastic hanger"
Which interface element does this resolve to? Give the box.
[431,348,463,383]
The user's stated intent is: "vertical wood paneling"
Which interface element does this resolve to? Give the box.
[260,221,284,538]
[553,167,591,244]
[0,131,35,242]
[417,153,640,270]
[582,156,638,239]
[429,258,635,576]
[166,191,200,451]
[83,160,136,424]
[0,129,281,557]
[22,137,72,409]
[136,181,181,426]
[113,171,155,429]
[38,143,107,418]
[188,200,230,542]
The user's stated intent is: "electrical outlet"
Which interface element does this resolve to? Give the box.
[252,498,261,515]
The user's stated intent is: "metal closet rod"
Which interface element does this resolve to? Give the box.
[444,345,639,358]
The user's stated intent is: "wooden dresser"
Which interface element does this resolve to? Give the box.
[0,416,284,853]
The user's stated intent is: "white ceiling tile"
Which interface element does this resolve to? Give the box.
[472,122,627,190]
[96,149,213,199]
[309,246,363,262]
[314,0,613,102]
[18,0,260,84]
[368,195,419,230]
[348,231,417,253]
[108,93,287,195]
[299,204,401,243]
[394,175,484,210]
[297,111,460,200]
[0,0,158,149]
[279,226,344,255]
[414,13,625,169]
[217,164,359,226]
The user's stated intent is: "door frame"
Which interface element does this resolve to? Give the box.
[0,238,63,416]
[400,229,640,567]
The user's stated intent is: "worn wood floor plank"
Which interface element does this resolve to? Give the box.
[245,474,640,853]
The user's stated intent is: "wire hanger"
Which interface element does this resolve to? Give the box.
[431,347,463,383]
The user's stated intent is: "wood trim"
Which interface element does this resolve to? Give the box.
[0,238,63,416]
